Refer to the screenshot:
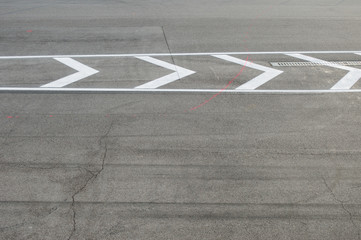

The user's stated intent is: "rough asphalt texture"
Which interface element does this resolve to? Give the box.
[1,0,361,239]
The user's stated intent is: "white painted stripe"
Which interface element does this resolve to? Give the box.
[41,58,99,88]
[1,51,361,59]
[136,56,177,71]
[2,87,361,94]
[135,72,181,89]
[135,56,195,89]
[287,54,356,71]
[331,71,361,90]
[213,55,283,90]
[288,54,361,90]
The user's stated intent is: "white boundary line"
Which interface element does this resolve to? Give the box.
[1,87,361,94]
[1,51,361,59]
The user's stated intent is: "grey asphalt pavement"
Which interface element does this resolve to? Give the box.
[1,0,361,239]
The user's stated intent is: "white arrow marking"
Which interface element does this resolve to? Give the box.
[288,54,361,90]
[134,56,195,89]
[213,55,283,90]
[41,58,99,88]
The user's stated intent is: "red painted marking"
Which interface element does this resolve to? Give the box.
[185,4,272,112]
[26,30,32,33]
[15,116,19,118]
[49,115,53,117]
[6,116,13,119]
[189,56,249,111]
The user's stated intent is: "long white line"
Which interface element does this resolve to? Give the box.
[1,87,361,94]
[1,51,361,59]
[134,56,195,89]
[213,55,283,90]
[41,58,99,88]
[288,54,361,90]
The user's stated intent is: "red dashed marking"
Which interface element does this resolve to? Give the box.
[6,116,13,118]
[49,115,53,117]
[26,30,32,33]
[189,56,249,111]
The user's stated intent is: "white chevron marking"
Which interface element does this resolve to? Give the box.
[41,58,99,88]
[288,54,361,90]
[213,55,283,90]
[134,56,195,89]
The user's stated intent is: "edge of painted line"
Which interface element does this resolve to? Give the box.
[1,51,361,59]
[1,87,361,94]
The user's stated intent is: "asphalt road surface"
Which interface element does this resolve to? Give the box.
[1,0,361,239]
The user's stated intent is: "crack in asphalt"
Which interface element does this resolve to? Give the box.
[67,121,113,240]
[322,177,360,240]
[161,26,179,77]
